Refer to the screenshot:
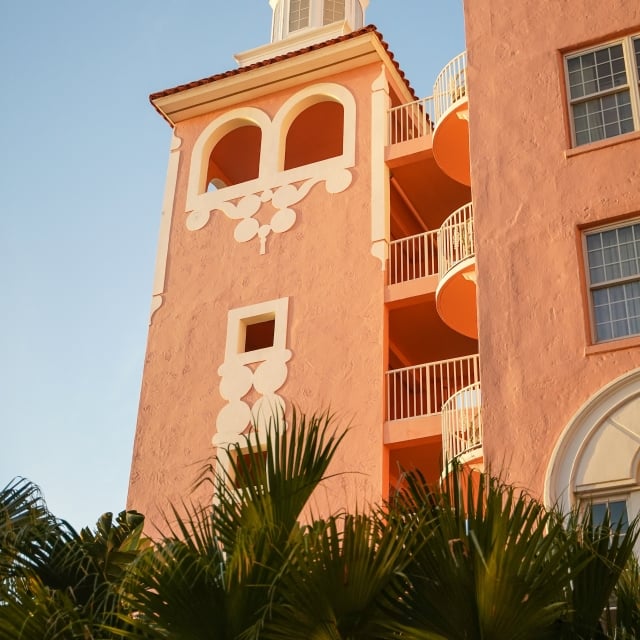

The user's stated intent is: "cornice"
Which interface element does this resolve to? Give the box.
[150,29,416,126]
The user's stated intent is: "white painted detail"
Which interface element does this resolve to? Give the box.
[214,298,291,446]
[370,65,390,269]
[186,83,356,253]
[544,368,640,513]
[149,134,182,324]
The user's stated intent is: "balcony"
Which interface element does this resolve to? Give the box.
[432,51,470,186]
[384,354,480,444]
[387,230,439,306]
[441,382,482,468]
[435,202,477,339]
[386,97,434,167]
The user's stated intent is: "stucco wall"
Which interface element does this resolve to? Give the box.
[464,0,640,495]
[128,63,386,527]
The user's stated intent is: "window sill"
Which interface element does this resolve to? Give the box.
[565,130,640,159]
[585,333,640,356]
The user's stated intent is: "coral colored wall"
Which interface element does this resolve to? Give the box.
[464,0,640,495]
[128,63,387,527]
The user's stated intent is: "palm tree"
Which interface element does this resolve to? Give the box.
[117,410,349,640]
[383,466,639,640]
[259,511,420,640]
[0,477,147,639]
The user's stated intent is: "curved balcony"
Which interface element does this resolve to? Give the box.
[441,382,482,468]
[436,203,477,339]
[432,51,470,186]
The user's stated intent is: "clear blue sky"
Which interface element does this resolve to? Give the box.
[0,1,464,530]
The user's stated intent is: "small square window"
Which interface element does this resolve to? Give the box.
[243,317,276,353]
[233,450,268,490]
[224,297,289,365]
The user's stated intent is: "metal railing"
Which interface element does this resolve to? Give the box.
[389,230,439,285]
[385,354,480,421]
[433,51,467,125]
[438,202,474,279]
[441,382,482,465]
[387,96,434,145]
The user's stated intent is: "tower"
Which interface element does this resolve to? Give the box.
[128,0,482,525]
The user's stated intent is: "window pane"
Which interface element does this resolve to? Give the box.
[568,44,627,100]
[323,0,345,25]
[609,500,629,531]
[587,222,640,341]
[289,0,310,32]
[591,502,607,527]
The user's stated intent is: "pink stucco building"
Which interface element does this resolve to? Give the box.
[128,0,640,530]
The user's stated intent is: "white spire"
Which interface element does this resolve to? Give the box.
[235,0,370,67]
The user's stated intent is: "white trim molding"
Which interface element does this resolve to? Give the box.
[150,133,182,324]
[214,297,292,447]
[544,367,640,511]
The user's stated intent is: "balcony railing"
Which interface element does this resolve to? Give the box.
[441,382,482,465]
[385,354,480,421]
[438,202,474,279]
[389,230,439,285]
[387,96,434,145]
[433,51,467,125]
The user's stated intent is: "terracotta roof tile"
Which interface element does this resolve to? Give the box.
[150,25,417,124]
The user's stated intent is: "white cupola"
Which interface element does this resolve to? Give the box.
[235,0,370,67]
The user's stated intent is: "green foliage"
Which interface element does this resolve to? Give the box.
[0,477,147,639]
[117,409,345,640]
[4,414,640,640]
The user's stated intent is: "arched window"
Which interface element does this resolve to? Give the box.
[284,100,344,170]
[545,369,640,546]
[205,123,261,191]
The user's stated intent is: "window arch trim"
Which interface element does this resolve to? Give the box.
[544,367,640,510]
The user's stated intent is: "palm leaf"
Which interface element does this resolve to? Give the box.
[391,468,577,640]
[262,512,418,640]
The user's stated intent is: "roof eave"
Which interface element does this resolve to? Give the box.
[150,28,416,127]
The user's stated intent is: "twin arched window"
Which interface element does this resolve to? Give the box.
[204,98,345,192]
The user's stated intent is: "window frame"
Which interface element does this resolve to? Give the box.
[565,33,640,148]
[583,218,640,344]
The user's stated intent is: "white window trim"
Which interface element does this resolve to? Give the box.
[565,33,640,148]
[583,218,640,344]
[225,297,289,365]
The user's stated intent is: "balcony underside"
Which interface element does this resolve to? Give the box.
[384,413,442,445]
[385,275,437,309]
[436,257,478,339]
[432,97,470,187]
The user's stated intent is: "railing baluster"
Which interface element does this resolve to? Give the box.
[387,97,434,146]
[385,355,479,423]
[389,229,439,285]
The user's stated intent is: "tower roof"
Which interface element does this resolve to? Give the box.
[149,26,418,127]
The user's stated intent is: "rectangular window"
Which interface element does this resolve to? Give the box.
[323,0,345,25]
[566,34,640,147]
[585,220,640,342]
[289,0,310,32]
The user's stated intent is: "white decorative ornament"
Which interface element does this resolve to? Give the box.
[186,84,357,255]
[214,298,292,446]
